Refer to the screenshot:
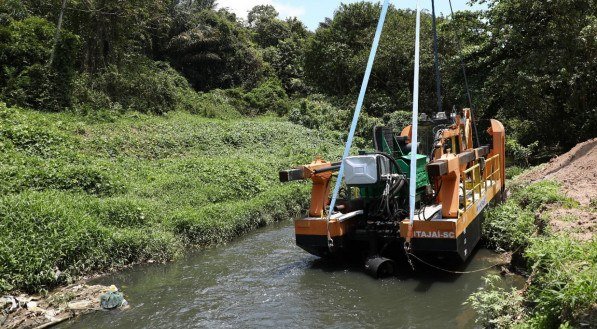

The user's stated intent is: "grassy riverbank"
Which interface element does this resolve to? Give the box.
[0,103,340,294]
[469,166,596,328]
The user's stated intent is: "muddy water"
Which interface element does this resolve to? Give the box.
[60,221,518,329]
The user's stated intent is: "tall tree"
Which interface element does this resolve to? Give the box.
[167,8,264,90]
[437,10,490,118]
[304,3,441,116]
[0,16,79,110]
[23,0,171,72]
[472,0,597,150]
[247,5,290,48]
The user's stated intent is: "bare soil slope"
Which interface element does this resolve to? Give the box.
[519,138,597,205]
[518,138,597,241]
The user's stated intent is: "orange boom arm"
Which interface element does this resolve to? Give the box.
[279,158,338,217]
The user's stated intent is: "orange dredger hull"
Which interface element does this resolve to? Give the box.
[295,217,356,238]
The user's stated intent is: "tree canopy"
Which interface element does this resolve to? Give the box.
[0,0,594,153]
[471,0,597,150]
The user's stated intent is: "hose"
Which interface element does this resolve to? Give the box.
[389,177,406,197]
[371,151,403,174]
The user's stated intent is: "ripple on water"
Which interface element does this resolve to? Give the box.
[58,221,518,329]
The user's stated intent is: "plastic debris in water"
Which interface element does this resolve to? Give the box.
[0,296,18,313]
[100,287,127,310]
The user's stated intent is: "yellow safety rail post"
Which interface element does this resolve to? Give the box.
[473,164,480,199]
[461,163,482,210]
[485,154,501,187]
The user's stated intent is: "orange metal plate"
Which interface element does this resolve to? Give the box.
[294,217,355,237]
[399,220,457,239]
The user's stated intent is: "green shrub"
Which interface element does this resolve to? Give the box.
[0,0,28,23]
[524,237,597,327]
[364,91,396,117]
[287,94,382,148]
[506,138,539,167]
[0,105,68,156]
[383,110,412,131]
[4,64,60,110]
[511,181,577,210]
[23,164,121,196]
[0,191,106,292]
[506,166,525,179]
[503,119,542,154]
[191,89,242,119]
[288,94,339,130]
[0,156,121,197]
[484,200,536,251]
[71,75,117,113]
[169,184,308,244]
[83,112,338,162]
[105,228,180,266]
[0,190,178,293]
[243,78,290,115]
[484,181,576,251]
[141,157,271,207]
[0,108,67,156]
[0,105,339,294]
[0,105,121,196]
[91,197,153,228]
[72,59,196,115]
[467,275,526,328]
[479,179,595,328]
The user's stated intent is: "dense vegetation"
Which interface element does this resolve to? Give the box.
[0,104,340,292]
[0,0,595,327]
[1,0,594,154]
[468,180,596,328]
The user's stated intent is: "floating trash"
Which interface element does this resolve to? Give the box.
[100,286,128,310]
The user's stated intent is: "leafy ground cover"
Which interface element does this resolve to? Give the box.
[469,178,596,328]
[0,103,341,293]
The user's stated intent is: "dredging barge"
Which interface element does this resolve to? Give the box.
[279,0,506,277]
[280,110,505,276]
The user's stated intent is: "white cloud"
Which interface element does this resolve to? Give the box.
[275,3,306,18]
[217,0,305,20]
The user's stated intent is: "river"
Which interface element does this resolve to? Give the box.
[59,220,518,329]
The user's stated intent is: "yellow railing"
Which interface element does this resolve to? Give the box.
[461,154,501,211]
[485,154,501,186]
[462,163,482,209]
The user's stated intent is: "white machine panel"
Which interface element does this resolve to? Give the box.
[344,154,389,185]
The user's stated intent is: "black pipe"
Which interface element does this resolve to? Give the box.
[365,256,396,278]
[313,165,341,174]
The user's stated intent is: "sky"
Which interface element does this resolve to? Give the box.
[216,0,488,30]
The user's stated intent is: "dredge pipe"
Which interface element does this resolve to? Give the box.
[313,165,341,174]
[365,256,396,278]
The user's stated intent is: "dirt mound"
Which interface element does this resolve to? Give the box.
[519,138,597,205]
[549,208,596,241]
[517,138,597,241]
